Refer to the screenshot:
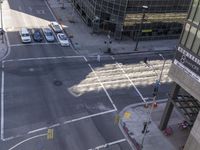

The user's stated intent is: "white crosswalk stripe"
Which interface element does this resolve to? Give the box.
[69,59,172,95]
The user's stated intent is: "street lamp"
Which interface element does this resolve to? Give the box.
[141,54,166,148]
[134,5,148,51]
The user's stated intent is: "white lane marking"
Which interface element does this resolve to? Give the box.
[10,42,59,47]
[83,56,88,62]
[111,56,146,103]
[44,0,57,21]
[49,123,60,128]
[4,109,116,141]
[3,136,15,141]
[8,134,46,150]
[4,55,85,63]
[88,139,126,150]
[1,63,4,141]
[28,127,48,134]
[64,109,116,124]
[87,63,117,110]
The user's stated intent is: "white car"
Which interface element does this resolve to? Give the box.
[49,21,62,33]
[57,33,70,46]
[19,28,31,43]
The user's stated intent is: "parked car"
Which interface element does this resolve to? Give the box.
[57,33,70,46]
[42,28,55,42]
[49,21,62,33]
[19,28,31,43]
[32,29,43,42]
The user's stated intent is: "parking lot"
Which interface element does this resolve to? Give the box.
[7,27,65,46]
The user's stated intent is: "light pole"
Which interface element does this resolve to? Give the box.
[141,54,166,148]
[0,0,3,43]
[134,5,148,51]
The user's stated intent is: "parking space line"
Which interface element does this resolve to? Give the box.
[9,42,59,47]
[1,63,4,141]
[111,56,146,103]
[88,138,126,150]
[87,63,118,110]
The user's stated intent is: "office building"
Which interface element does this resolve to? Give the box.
[72,0,190,40]
[160,0,200,149]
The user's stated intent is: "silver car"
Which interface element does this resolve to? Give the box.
[49,21,62,33]
[42,28,55,42]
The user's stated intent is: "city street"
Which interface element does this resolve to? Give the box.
[1,0,174,150]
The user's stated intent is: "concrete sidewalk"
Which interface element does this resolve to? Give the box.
[46,0,178,56]
[119,102,190,150]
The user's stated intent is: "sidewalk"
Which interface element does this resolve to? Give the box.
[46,0,178,56]
[119,102,190,150]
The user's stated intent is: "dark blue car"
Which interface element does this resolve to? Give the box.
[32,29,43,42]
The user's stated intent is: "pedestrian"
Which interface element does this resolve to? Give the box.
[142,121,149,134]
[97,55,101,62]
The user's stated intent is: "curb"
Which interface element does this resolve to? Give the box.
[118,99,168,150]
[111,49,175,56]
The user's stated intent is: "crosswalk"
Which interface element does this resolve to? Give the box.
[69,59,172,96]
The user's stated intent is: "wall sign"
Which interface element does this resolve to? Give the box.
[174,46,200,83]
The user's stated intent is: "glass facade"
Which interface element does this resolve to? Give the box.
[72,0,190,40]
[180,0,200,56]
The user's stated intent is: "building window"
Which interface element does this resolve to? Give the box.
[186,26,197,49]
[192,30,200,54]
[189,0,198,22]
[193,3,200,25]
[181,23,190,45]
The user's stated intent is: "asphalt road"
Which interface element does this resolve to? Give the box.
[1,0,174,150]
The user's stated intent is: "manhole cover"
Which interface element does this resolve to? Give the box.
[53,80,63,86]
